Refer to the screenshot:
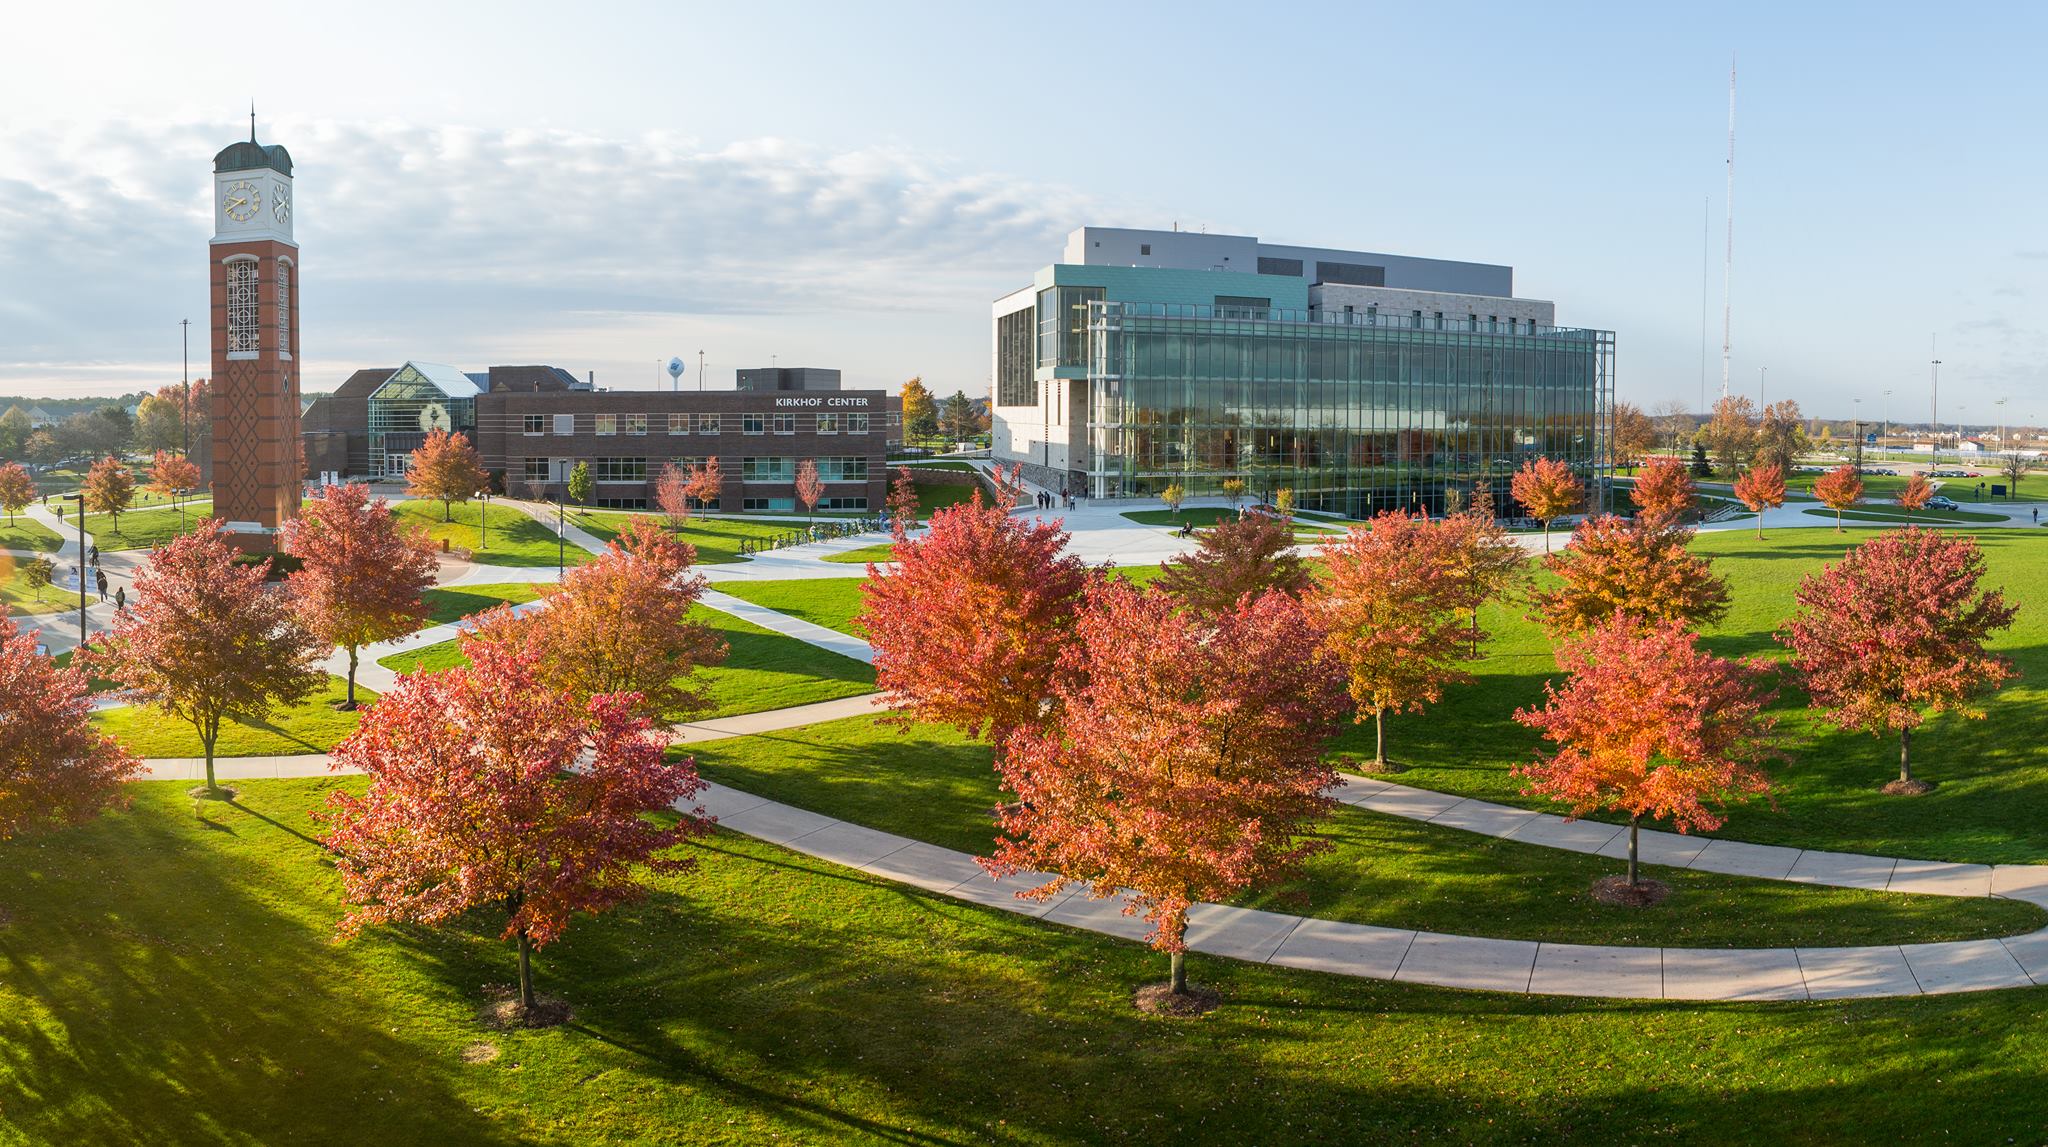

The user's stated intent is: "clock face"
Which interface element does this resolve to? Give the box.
[271,182,291,224]
[418,403,451,433]
[222,179,260,223]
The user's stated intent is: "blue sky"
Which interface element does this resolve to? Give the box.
[3,0,2046,426]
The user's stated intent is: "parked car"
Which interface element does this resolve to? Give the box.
[1927,495,1961,511]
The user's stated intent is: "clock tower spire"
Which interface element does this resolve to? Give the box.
[208,118,301,540]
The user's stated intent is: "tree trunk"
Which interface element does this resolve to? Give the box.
[444,498,452,522]
[518,926,535,1013]
[203,725,218,794]
[1374,709,1388,767]
[1469,608,1481,659]
[1835,508,1844,533]
[343,646,359,709]
[1755,509,1764,539]
[1169,949,1187,995]
[1627,815,1641,887]
[1900,726,1913,786]
[1542,520,1551,553]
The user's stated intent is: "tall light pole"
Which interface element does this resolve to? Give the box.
[1882,388,1892,460]
[1931,336,1942,463]
[179,318,191,460]
[1996,397,2009,457]
[697,349,706,391]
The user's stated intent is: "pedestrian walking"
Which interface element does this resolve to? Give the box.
[95,568,108,603]
[115,585,126,612]
[88,543,99,567]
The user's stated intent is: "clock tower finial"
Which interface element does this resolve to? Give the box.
[250,101,257,142]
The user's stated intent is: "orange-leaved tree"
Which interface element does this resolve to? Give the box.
[683,456,724,513]
[1311,512,1470,770]
[886,465,919,537]
[322,633,710,1018]
[1515,615,1781,891]
[82,455,135,535]
[1812,464,1864,532]
[986,580,1346,1001]
[1895,472,1934,518]
[861,472,1090,756]
[0,614,139,841]
[282,482,439,708]
[1508,457,1582,552]
[0,461,34,526]
[795,458,824,526]
[1530,514,1730,638]
[83,521,327,794]
[1440,504,1529,657]
[146,449,203,534]
[466,517,724,722]
[653,462,693,529]
[1156,512,1312,617]
[1629,456,1696,528]
[1778,528,2018,793]
[406,428,488,521]
[1732,462,1787,539]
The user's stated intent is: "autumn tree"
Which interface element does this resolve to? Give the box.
[1699,394,1758,476]
[1156,512,1312,618]
[1611,401,1657,473]
[565,461,594,507]
[281,482,439,709]
[82,521,327,794]
[1753,400,1810,475]
[1895,472,1934,518]
[146,449,201,503]
[465,518,724,721]
[0,462,34,525]
[861,478,1090,753]
[322,637,709,1018]
[901,376,939,441]
[406,428,488,521]
[986,581,1346,1001]
[1509,456,1583,552]
[1531,515,1730,637]
[653,462,693,529]
[1160,483,1186,521]
[684,456,724,513]
[1812,464,1864,532]
[82,455,135,535]
[1312,512,1470,769]
[133,392,186,454]
[0,615,139,841]
[1440,505,1529,657]
[885,465,919,536]
[1515,617,1780,892]
[1220,478,1247,510]
[1275,487,1296,518]
[795,458,824,525]
[1779,528,2019,793]
[1629,456,1696,528]
[1733,462,1787,539]
[20,556,54,603]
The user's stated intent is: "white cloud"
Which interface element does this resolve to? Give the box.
[0,118,1118,396]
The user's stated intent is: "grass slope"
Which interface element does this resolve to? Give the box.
[1797,505,2006,525]
[713,577,868,637]
[82,500,216,551]
[93,676,374,758]
[6,779,2048,1143]
[567,511,799,565]
[417,582,546,625]
[394,500,588,569]
[821,542,896,565]
[0,516,62,552]
[686,715,2041,948]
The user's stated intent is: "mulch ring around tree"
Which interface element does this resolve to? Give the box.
[1590,875,1671,908]
[188,785,239,802]
[1882,778,1938,796]
[1133,982,1221,1017]
[478,984,573,1030]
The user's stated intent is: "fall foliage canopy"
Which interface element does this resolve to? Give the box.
[282,482,439,707]
[0,615,138,841]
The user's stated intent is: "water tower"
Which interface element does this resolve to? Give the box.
[666,356,684,391]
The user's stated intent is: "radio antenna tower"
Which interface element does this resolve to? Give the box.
[1720,57,1736,400]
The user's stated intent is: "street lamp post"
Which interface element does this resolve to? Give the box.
[555,496,566,576]
[1882,389,1892,460]
[479,490,489,552]
[60,492,85,647]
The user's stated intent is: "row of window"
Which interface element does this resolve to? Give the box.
[518,412,874,436]
[740,496,869,512]
[515,457,873,484]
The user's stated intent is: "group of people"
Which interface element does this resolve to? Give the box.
[67,543,124,611]
[1030,488,1077,512]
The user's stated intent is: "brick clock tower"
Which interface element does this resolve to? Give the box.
[209,121,301,539]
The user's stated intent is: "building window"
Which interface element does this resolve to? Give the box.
[625,414,647,435]
[523,415,545,435]
[742,497,796,512]
[849,413,870,434]
[276,261,291,356]
[668,414,688,435]
[742,413,764,435]
[813,456,869,482]
[1140,243,1151,256]
[697,414,720,434]
[552,414,574,436]
[595,414,617,436]
[593,457,648,483]
[817,413,839,434]
[772,414,795,435]
[226,260,259,354]
[997,306,1035,407]
[740,457,794,482]
[593,497,649,510]
[818,495,869,511]
[521,458,550,482]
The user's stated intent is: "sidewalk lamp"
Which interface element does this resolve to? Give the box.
[59,492,85,647]
[555,495,566,576]
[479,490,490,552]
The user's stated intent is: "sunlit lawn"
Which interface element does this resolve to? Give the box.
[417,582,547,626]
[0,516,62,552]
[82,499,216,551]
[393,500,588,569]
[92,676,373,758]
[567,511,801,565]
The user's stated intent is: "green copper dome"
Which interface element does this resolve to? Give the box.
[214,140,292,176]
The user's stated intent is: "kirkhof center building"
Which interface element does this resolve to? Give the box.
[991,227,1614,517]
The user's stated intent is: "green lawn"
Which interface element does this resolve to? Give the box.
[822,541,897,565]
[417,582,547,625]
[377,604,875,720]
[687,715,2041,948]
[1797,505,2007,525]
[0,558,68,616]
[1122,507,1340,537]
[713,576,868,636]
[394,500,588,569]
[899,459,976,472]
[82,500,216,551]
[9,778,2048,1143]
[912,483,981,516]
[567,511,797,565]
[0,515,62,552]
[92,676,374,758]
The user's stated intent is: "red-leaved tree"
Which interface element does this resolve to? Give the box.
[1896,472,1934,518]
[83,521,327,794]
[1732,462,1787,539]
[406,428,488,521]
[282,482,440,708]
[0,462,34,526]
[862,479,1090,754]
[1629,456,1696,528]
[1516,616,1781,890]
[683,457,724,513]
[1312,512,1470,770]
[795,458,824,526]
[653,462,693,529]
[1812,464,1864,532]
[1509,457,1583,552]
[986,581,1346,999]
[0,614,139,841]
[322,634,709,1017]
[886,466,920,538]
[146,449,204,534]
[1155,512,1312,617]
[1530,515,1730,638]
[1778,528,2018,792]
[83,455,135,535]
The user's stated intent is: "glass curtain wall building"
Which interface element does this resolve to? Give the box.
[992,227,1615,518]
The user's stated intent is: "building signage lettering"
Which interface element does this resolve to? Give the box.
[773,396,871,408]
